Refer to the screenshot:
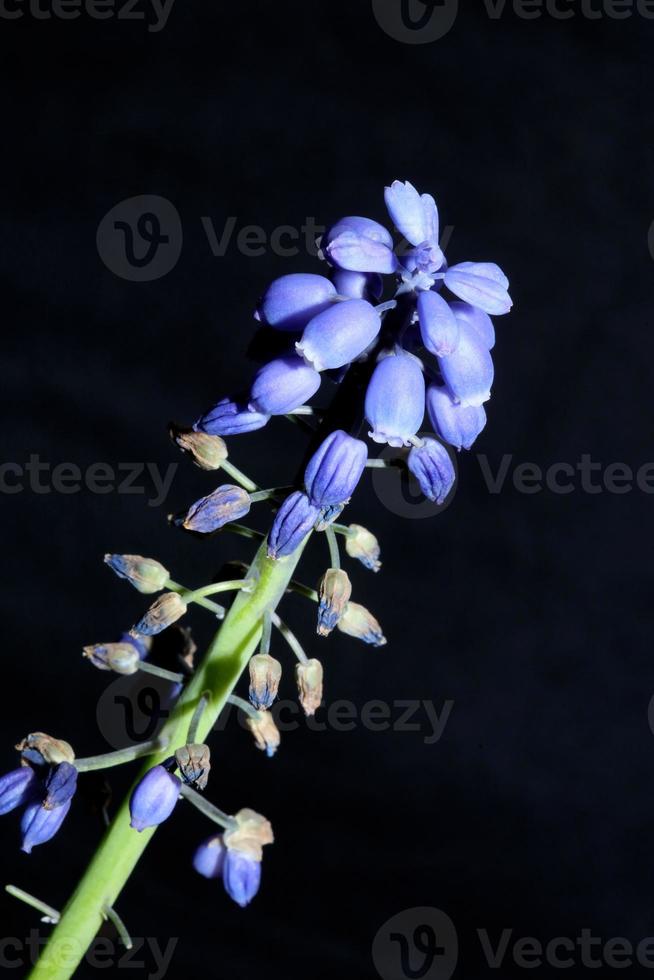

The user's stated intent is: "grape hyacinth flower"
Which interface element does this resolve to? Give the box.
[129,765,181,832]
[295,298,382,371]
[365,351,425,447]
[304,430,368,507]
[407,438,456,505]
[18,179,512,975]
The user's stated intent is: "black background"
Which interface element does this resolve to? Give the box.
[1,2,654,977]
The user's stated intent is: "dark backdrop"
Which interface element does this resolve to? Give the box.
[1,2,653,978]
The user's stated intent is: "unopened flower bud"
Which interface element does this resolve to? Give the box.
[317,568,352,636]
[104,554,170,594]
[246,711,281,758]
[43,762,78,811]
[193,834,226,879]
[174,428,228,471]
[248,654,282,710]
[223,807,274,861]
[21,798,72,854]
[132,593,187,637]
[295,659,324,717]
[304,429,368,507]
[267,491,320,560]
[15,733,75,767]
[129,764,181,832]
[223,850,262,908]
[345,524,381,572]
[83,642,140,675]
[175,743,211,791]
[182,485,251,534]
[0,768,38,816]
[337,602,387,647]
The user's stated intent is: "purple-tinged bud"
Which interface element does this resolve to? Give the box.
[83,642,140,675]
[222,849,262,908]
[417,291,459,357]
[365,351,425,447]
[314,502,345,531]
[246,711,280,758]
[304,430,368,507]
[438,319,494,408]
[129,764,181,832]
[194,397,270,436]
[296,299,381,372]
[193,834,226,879]
[249,355,321,415]
[43,762,78,810]
[16,733,75,767]
[223,807,274,861]
[104,554,170,595]
[326,233,397,275]
[344,524,381,572]
[175,744,211,791]
[132,593,187,637]
[173,429,228,471]
[337,602,387,647]
[324,216,397,274]
[295,659,324,717]
[182,485,251,534]
[119,631,151,660]
[267,491,320,560]
[317,568,352,636]
[332,269,383,302]
[248,654,282,710]
[426,384,487,451]
[0,768,38,816]
[326,216,394,251]
[444,262,512,316]
[450,300,495,350]
[21,798,71,853]
[255,273,337,332]
[407,438,456,505]
[384,180,439,248]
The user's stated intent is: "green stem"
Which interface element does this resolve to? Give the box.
[166,579,225,618]
[137,661,185,684]
[325,526,340,570]
[220,459,259,493]
[28,536,307,980]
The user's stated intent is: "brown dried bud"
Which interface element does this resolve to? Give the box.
[345,524,381,572]
[104,554,170,594]
[132,593,188,637]
[246,711,281,758]
[295,659,324,717]
[16,732,75,766]
[337,601,387,647]
[174,428,228,471]
[175,743,211,791]
[317,567,352,636]
[83,642,140,675]
[248,654,282,710]
[223,807,274,861]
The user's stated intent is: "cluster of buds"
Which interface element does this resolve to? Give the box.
[2,180,510,933]
[193,809,273,907]
[0,733,77,853]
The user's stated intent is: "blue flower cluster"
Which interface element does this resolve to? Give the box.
[195,180,511,510]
